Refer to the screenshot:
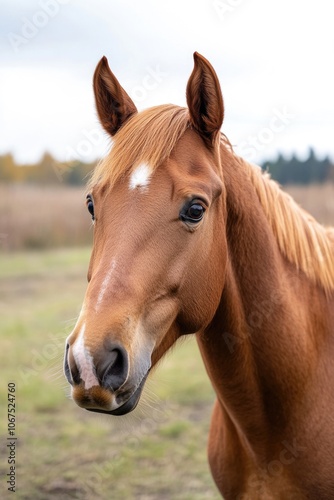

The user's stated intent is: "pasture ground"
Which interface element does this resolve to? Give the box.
[0,247,220,500]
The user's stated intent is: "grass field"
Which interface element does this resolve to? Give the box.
[0,247,220,500]
[0,184,92,250]
[285,182,334,225]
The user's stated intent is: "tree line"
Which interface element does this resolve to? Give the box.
[0,148,333,186]
[262,148,334,184]
[0,152,95,185]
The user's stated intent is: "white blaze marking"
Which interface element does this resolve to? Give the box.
[95,259,117,311]
[129,163,152,190]
[72,324,99,390]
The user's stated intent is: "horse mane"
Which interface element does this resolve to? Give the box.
[88,103,334,293]
[89,104,189,189]
[234,152,334,293]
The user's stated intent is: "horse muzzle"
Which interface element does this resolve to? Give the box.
[64,336,150,416]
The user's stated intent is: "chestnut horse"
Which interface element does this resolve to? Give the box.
[64,53,334,498]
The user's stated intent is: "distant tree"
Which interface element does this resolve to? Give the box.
[0,154,18,182]
[0,153,96,186]
[263,149,334,185]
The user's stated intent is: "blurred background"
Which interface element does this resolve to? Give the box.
[0,1,333,499]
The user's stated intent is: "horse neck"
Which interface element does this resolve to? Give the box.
[197,154,330,453]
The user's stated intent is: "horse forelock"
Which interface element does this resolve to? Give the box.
[88,104,190,191]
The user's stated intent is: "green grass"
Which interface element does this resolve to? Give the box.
[0,247,219,499]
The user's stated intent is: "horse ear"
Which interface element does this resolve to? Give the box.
[186,52,224,145]
[93,56,137,136]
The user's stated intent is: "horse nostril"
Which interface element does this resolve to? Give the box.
[64,343,72,385]
[64,340,129,392]
[64,343,81,386]
[97,345,129,392]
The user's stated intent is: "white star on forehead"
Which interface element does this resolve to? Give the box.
[129,163,152,191]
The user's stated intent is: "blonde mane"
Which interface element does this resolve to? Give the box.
[89,104,334,293]
[238,155,334,293]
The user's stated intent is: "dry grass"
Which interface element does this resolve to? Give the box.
[0,184,92,250]
[284,183,334,227]
[0,183,333,251]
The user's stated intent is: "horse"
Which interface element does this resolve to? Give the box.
[64,52,334,499]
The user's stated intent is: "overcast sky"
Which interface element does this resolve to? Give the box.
[0,0,333,165]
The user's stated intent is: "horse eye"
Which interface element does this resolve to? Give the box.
[86,196,95,221]
[187,204,204,220]
[180,201,206,224]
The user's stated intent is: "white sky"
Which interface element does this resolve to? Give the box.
[0,0,333,165]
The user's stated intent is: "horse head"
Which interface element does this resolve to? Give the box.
[64,53,227,415]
